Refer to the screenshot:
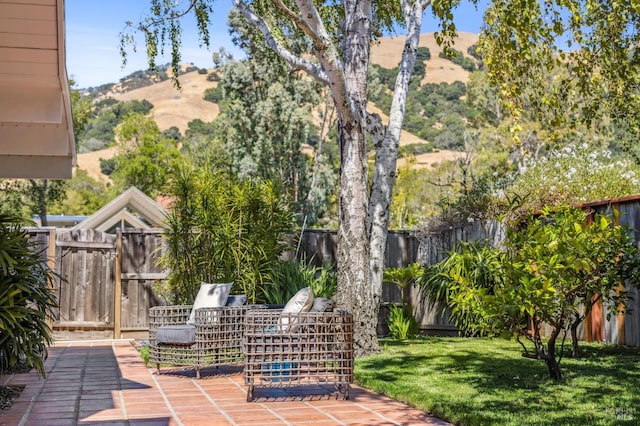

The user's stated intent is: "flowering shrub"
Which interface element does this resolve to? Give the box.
[502,143,640,218]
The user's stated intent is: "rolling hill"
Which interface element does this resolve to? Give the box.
[77,32,476,181]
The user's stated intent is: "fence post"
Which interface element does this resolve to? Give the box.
[613,202,626,345]
[114,229,122,339]
[47,228,56,330]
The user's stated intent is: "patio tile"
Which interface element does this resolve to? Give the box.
[273,408,335,422]
[79,408,127,421]
[0,339,452,426]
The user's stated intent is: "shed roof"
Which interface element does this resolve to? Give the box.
[72,187,167,231]
[0,0,75,179]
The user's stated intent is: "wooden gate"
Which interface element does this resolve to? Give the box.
[47,228,166,339]
[116,229,165,339]
[54,229,116,339]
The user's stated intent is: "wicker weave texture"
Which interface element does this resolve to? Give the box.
[244,310,354,400]
[149,305,260,377]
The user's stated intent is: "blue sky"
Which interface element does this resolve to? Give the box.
[65,0,486,89]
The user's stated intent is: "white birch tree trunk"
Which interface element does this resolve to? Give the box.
[233,0,429,355]
[331,0,380,355]
[368,0,429,330]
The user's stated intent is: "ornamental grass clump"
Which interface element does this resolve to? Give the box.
[262,258,337,304]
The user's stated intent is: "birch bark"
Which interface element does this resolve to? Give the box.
[232,0,429,355]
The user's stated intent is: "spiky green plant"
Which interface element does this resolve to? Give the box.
[387,304,417,339]
[160,166,294,304]
[262,258,337,304]
[384,263,421,338]
[0,214,57,377]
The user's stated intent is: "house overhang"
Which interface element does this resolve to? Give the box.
[0,0,76,179]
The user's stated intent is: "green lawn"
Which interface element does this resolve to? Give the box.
[355,337,640,426]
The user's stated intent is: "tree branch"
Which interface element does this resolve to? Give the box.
[137,0,198,31]
[294,0,333,55]
[272,0,322,47]
[294,0,349,118]
[365,112,385,146]
[368,0,430,228]
[233,0,330,85]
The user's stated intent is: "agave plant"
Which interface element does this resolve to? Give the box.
[0,213,57,377]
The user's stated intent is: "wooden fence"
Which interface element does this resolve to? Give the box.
[28,228,423,339]
[26,200,640,346]
[584,197,640,346]
[298,229,419,267]
[27,228,165,340]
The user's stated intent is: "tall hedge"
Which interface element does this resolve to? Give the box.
[160,166,293,304]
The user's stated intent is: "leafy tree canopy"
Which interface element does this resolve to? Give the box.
[110,113,183,197]
[480,0,640,154]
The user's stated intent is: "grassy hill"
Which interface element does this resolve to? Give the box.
[106,71,219,133]
[77,32,476,181]
[370,32,477,85]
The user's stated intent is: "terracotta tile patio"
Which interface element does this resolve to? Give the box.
[0,340,450,425]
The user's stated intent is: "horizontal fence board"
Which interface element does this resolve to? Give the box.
[121,272,168,280]
[56,241,115,249]
[54,321,111,329]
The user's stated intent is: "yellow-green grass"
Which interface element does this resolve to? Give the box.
[355,337,640,426]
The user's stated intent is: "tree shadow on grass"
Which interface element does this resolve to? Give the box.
[356,338,640,426]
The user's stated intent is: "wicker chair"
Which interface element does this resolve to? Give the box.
[148,304,264,379]
[244,309,354,401]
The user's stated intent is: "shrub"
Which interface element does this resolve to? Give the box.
[399,143,434,157]
[160,166,294,304]
[438,49,476,72]
[505,143,640,220]
[99,157,116,175]
[0,214,56,377]
[79,137,109,153]
[262,258,337,304]
[387,304,417,339]
[203,86,223,104]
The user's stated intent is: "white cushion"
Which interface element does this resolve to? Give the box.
[280,287,314,330]
[310,297,335,312]
[187,282,233,324]
[282,287,314,315]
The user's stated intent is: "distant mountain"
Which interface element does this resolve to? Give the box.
[77,33,477,180]
[90,32,477,132]
[107,69,219,134]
